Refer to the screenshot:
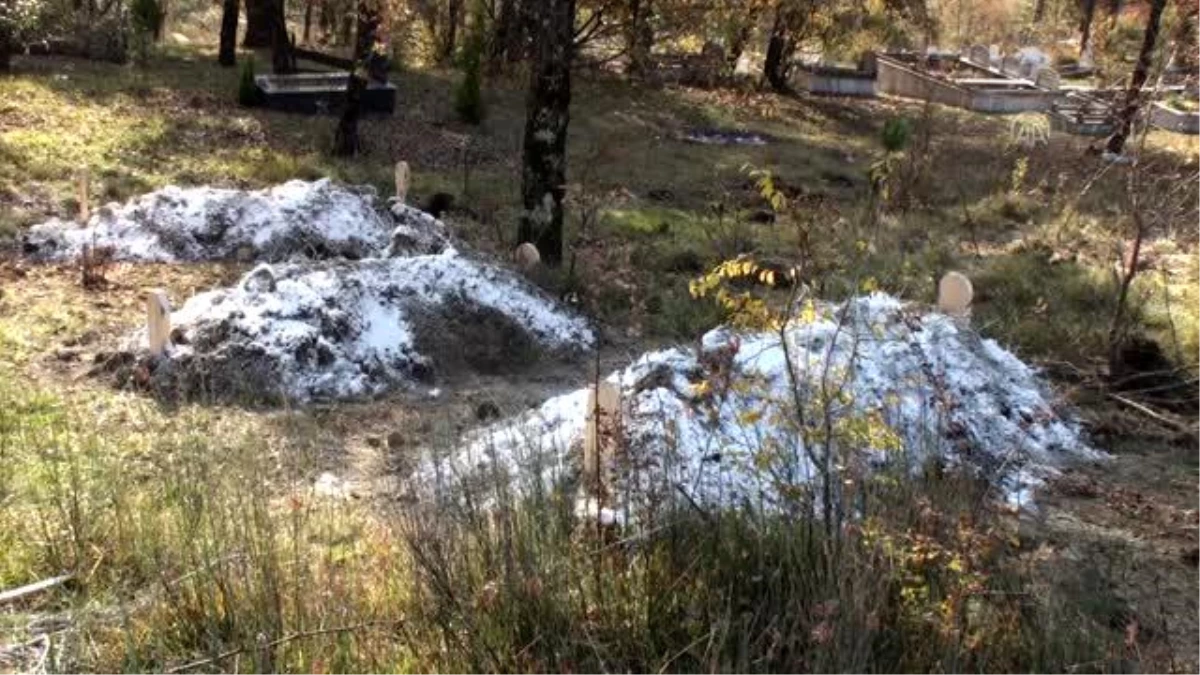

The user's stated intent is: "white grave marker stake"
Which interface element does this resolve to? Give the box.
[76,169,90,224]
[583,381,621,491]
[394,161,410,204]
[146,289,172,356]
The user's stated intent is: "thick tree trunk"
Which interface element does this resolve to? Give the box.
[1033,0,1046,22]
[334,1,380,156]
[441,0,463,63]
[508,0,529,61]
[318,0,333,40]
[270,0,296,74]
[219,0,240,65]
[0,24,13,71]
[1106,0,1168,155]
[489,0,514,71]
[625,0,652,77]
[763,3,793,92]
[1079,0,1097,57]
[518,0,575,266]
[244,0,274,46]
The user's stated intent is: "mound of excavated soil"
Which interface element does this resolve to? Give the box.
[42,179,591,403]
[422,294,1102,517]
[110,249,593,403]
[23,179,405,262]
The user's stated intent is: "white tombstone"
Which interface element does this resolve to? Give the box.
[146,289,172,356]
[76,169,90,224]
[1035,67,1061,90]
[1017,47,1050,77]
[1001,55,1021,76]
[969,45,990,66]
[393,161,410,204]
[582,381,621,491]
[514,242,541,271]
[937,272,974,317]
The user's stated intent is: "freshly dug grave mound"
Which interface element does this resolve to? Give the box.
[422,294,1102,517]
[111,250,594,403]
[23,179,406,262]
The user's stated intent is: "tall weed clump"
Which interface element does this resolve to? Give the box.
[128,0,162,65]
[0,380,410,672]
[237,56,260,107]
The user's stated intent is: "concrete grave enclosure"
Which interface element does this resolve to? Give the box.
[792,48,1198,136]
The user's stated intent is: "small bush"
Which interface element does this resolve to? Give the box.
[880,117,912,152]
[128,0,162,64]
[238,57,260,107]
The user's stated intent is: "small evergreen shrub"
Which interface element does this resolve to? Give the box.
[880,117,911,152]
[238,57,261,107]
[128,0,162,64]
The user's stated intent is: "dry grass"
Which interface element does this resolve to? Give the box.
[0,40,1197,673]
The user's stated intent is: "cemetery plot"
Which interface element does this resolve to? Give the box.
[419,293,1100,520]
[22,179,593,403]
[23,179,399,263]
[255,72,398,115]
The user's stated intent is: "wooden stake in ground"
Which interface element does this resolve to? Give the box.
[937,271,974,317]
[583,381,621,493]
[76,169,90,224]
[146,289,172,356]
[394,161,410,203]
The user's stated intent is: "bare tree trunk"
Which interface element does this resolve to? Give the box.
[270,0,296,74]
[441,0,463,62]
[318,0,333,40]
[508,0,528,61]
[1079,0,1097,57]
[763,2,794,92]
[1105,0,1167,155]
[303,0,313,43]
[219,0,240,65]
[518,0,575,265]
[0,20,14,71]
[1033,0,1046,22]
[334,0,381,156]
[489,0,513,71]
[244,0,274,46]
[625,0,652,77]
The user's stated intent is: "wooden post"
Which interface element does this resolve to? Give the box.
[394,160,410,203]
[76,169,90,224]
[582,381,621,493]
[146,289,172,356]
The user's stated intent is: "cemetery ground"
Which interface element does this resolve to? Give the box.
[1,47,1198,672]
